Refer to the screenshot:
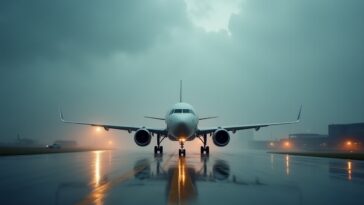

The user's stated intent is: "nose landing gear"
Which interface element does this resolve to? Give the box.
[179,148,186,157]
[179,139,186,157]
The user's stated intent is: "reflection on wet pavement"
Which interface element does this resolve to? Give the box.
[329,159,364,181]
[285,154,290,176]
[167,157,197,205]
[1,150,364,205]
[348,161,352,180]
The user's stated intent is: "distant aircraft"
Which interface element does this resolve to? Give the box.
[60,81,301,156]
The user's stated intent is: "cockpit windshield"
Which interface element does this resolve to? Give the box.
[170,109,194,114]
[182,109,190,113]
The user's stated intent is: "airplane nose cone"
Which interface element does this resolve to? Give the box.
[173,122,190,137]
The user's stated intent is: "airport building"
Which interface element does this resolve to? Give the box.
[0,134,39,147]
[329,122,364,140]
[328,122,364,150]
[53,140,78,148]
[248,133,328,151]
[274,123,364,151]
[287,133,328,150]
[234,122,364,151]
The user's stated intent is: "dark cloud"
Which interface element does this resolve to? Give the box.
[0,0,363,146]
[0,0,188,69]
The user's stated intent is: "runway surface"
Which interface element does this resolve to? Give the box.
[0,150,363,205]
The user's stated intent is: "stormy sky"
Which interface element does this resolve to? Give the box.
[1,0,363,149]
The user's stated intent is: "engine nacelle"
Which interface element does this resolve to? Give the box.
[212,129,230,147]
[134,129,151,147]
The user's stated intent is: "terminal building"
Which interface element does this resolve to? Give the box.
[240,122,364,151]
[53,140,78,148]
[287,133,328,150]
[329,122,364,141]
[328,122,364,150]
[280,123,364,151]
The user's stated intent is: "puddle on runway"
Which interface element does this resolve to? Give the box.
[2,150,364,205]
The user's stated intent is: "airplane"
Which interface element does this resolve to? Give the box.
[60,81,301,157]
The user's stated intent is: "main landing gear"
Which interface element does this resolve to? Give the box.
[154,135,165,155]
[179,139,186,157]
[199,134,209,155]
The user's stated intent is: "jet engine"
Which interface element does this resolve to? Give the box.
[212,129,230,147]
[134,129,151,147]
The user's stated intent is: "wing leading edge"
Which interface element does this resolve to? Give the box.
[60,109,166,135]
[197,106,302,135]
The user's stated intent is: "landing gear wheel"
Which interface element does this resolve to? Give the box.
[154,146,163,154]
[200,146,210,155]
[154,135,165,155]
[154,146,158,154]
[199,134,210,156]
[179,149,186,157]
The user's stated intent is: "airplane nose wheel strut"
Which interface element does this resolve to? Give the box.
[154,135,165,155]
[179,140,186,157]
[199,134,209,156]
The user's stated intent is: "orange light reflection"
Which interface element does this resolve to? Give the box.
[92,150,105,205]
[94,151,102,186]
[285,155,290,176]
[168,157,196,204]
[347,161,352,180]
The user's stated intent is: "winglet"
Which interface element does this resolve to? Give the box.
[59,106,65,122]
[297,105,302,121]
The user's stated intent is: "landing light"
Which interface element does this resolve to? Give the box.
[96,127,102,132]
[346,141,352,146]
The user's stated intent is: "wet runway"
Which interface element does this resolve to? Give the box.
[0,150,363,205]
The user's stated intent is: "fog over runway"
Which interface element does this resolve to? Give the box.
[0,150,363,205]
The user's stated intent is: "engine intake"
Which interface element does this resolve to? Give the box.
[212,129,230,147]
[134,129,151,147]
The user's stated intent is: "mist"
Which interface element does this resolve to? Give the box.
[1,0,364,150]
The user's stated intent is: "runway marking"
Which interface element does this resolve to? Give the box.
[76,154,175,205]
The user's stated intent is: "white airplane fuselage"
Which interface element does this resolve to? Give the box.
[165,102,198,141]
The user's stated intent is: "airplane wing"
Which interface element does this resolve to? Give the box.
[199,116,218,120]
[197,106,302,135]
[144,116,165,120]
[60,110,166,135]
